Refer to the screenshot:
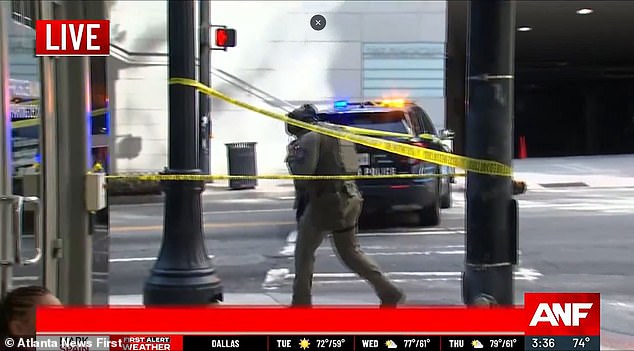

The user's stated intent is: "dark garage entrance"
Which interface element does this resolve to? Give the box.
[446,0,634,158]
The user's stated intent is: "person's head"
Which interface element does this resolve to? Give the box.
[0,286,61,336]
[286,104,318,136]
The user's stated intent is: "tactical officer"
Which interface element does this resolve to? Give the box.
[286,135,309,222]
[284,104,405,307]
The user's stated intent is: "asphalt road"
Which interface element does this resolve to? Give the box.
[263,186,634,340]
[9,185,634,340]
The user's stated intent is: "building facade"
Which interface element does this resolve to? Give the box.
[109,1,449,175]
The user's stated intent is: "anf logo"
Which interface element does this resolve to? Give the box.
[524,293,600,336]
[529,303,593,327]
[35,20,110,56]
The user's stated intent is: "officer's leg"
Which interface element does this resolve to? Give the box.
[292,206,325,306]
[330,225,404,304]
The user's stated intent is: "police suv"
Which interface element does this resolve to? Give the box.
[317,99,455,226]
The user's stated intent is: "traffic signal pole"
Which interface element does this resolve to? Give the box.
[143,0,223,305]
[463,0,518,306]
[199,0,211,175]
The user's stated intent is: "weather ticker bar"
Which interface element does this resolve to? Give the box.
[182,334,525,351]
[182,334,604,351]
[11,334,603,350]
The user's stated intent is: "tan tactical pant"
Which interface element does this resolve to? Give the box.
[291,195,401,306]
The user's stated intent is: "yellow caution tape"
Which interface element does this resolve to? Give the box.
[11,108,108,129]
[104,172,466,181]
[12,118,40,129]
[169,77,512,177]
[92,162,104,173]
[325,122,441,142]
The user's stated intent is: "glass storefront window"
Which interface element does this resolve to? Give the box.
[8,9,111,176]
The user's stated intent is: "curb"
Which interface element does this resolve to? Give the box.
[451,182,634,192]
[109,194,165,205]
[110,188,297,205]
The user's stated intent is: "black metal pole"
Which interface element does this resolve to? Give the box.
[143,0,223,305]
[462,0,518,306]
[199,0,211,175]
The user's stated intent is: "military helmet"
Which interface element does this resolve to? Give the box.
[286,104,318,136]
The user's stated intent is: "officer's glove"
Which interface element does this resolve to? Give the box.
[512,180,527,195]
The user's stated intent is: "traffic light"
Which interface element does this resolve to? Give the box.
[215,28,236,48]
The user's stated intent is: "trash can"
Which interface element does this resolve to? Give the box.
[226,142,258,190]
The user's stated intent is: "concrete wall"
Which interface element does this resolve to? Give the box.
[107,0,447,175]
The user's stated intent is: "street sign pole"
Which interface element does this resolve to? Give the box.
[143,0,223,305]
[199,0,211,175]
[463,0,518,306]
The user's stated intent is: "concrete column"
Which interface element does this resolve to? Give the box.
[56,0,93,305]
[0,0,14,298]
[38,0,62,297]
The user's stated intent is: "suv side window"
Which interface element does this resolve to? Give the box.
[412,106,437,135]
[405,108,423,135]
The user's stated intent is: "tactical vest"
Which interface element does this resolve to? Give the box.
[311,133,359,195]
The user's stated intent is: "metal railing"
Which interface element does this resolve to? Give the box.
[10,0,36,28]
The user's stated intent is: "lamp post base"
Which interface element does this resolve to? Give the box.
[143,267,223,305]
[142,169,223,305]
[462,264,514,306]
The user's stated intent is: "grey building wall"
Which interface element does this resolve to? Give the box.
[8,21,38,82]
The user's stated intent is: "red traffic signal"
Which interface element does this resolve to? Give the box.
[215,28,236,48]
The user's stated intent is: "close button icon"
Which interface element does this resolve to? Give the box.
[310,14,326,31]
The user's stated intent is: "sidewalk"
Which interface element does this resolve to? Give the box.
[110,179,296,205]
[452,154,634,191]
[203,179,295,195]
[514,155,634,189]
[110,154,634,204]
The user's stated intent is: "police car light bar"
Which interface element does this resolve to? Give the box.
[334,100,348,109]
[377,99,406,108]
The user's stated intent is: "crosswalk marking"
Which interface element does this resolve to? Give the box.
[323,249,523,257]
[326,250,465,257]
[452,194,634,213]
[607,301,634,310]
[357,229,465,237]
[262,268,542,289]
[266,236,539,289]
[278,227,465,256]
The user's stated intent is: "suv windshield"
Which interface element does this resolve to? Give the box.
[318,111,412,134]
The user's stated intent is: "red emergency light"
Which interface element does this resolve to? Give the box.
[215,28,236,48]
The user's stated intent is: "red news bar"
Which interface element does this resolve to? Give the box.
[37,306,525,334]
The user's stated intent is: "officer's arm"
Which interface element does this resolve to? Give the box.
[295,133,321,175]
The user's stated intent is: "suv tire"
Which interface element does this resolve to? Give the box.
[441,179,452,209]
[419,181,441,226]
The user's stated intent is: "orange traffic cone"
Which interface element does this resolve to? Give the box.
[518,136,527,159]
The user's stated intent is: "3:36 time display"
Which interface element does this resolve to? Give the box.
[531,337,556,349]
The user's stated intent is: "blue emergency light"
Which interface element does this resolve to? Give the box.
[334,100,348,109]
[34,153,41,163]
